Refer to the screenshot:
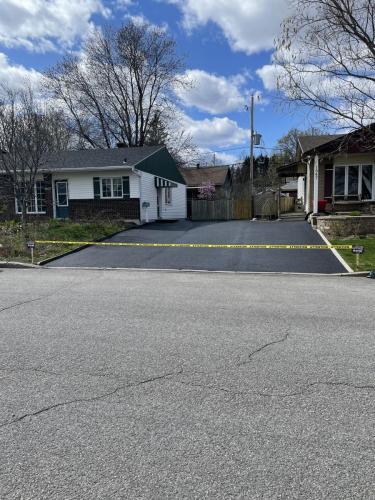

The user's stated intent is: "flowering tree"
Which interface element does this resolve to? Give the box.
[197,181,216,200]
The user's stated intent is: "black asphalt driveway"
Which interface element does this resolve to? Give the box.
[47,220,347,273]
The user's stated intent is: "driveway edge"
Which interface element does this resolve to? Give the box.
[316,229,353,273]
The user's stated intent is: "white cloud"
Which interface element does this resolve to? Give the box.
[125,13,169,32]
[178,111,248,148]
[256,64,281,91]
[175,69,247,114]
[198,149,241,165]
[0,52,43,90]
[0,0,110,52]
[165,0,289,54]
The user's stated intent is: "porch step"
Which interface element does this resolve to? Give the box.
[279,212,306,221]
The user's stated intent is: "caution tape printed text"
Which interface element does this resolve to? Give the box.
[35,240,353,250]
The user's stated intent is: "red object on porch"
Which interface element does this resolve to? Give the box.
[318,199,327,212]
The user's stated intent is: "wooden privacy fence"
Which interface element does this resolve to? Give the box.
[191,197,250,220]
[191,195,295,221]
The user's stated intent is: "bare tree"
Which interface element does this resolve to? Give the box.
[145,109,197,166]
[0,86,70,221]
[276,0,375,134]
[45,21,187,149]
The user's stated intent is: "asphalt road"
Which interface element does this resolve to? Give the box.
[0,268,374,499]
[47,220,347,273]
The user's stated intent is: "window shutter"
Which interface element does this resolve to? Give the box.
[122,176,130,198]
[93,177,100,199]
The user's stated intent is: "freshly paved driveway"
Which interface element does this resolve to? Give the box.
[47,220,347,273]
[0,268,374,499]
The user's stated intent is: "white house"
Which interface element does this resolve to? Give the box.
[1,145,187,224]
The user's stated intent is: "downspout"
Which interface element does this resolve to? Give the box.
[133,168,143,223]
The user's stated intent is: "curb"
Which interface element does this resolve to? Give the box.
[0,261,39,269]
[40,266,371,277]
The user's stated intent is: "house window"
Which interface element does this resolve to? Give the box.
[101,177,123,198]
[362,165,373,200]
[16,180,46,214]
[334,167,345,198]
[333,165,374,200]
[165,187,172,205]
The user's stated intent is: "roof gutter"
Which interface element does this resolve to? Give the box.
[39,165,138,173]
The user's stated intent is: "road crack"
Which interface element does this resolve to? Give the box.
[177,378,375,400]
[238,332,290,366]
[0,368,182,428]
[0,275,102,315]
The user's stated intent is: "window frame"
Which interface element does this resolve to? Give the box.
[15,180,46,215]
[55,180,69,207]
[100,177,123,199]
[333,164,374,201]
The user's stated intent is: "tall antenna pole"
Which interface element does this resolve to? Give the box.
[249,93,254,219]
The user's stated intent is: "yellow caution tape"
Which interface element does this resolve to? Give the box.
[35,240,354,250]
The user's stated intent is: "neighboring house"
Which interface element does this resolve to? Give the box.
[179,165,232,198]
[179,165,232,218]
[0,146,186,224]
[280,180,298,198]
[277,126,375,214]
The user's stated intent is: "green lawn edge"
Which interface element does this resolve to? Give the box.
[330,236,375,272]
[0,220,131,264]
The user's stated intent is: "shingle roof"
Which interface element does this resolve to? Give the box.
[44,146,164,171]
[298,135,343,154]
[179,166,230,187]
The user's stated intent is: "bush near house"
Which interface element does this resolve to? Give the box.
[331,236,375,272]
[0,219,129,264]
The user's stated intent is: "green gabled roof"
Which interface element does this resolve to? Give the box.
[136,147,186,184]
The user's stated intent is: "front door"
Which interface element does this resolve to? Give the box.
[55,181,69,218]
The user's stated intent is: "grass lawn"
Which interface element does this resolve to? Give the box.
[0,219,129,264]
[331,235,375,272]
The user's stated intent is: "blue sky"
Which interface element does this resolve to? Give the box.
[0,0,314,164]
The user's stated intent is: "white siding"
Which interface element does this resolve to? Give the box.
[159,182,187,220]
[52,170,140,199]
[140,171,158,221]
[139,171,187,222]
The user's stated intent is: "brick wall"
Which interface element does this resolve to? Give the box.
[0,173,53,220]
[69,198,140,220]
[0,174,15,220]
[316,215,375,238]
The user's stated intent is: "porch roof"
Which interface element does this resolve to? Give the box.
[277,161,306,177]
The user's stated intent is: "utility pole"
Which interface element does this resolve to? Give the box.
[249,93,254,219]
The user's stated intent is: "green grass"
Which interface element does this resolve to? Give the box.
[331,235,375,272]
[0,219,129,264]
